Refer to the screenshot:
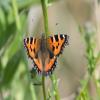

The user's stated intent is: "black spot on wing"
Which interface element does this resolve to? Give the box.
[48,49,54,59]
[52,45,55,51]
[54,35,58,41]
[56,46,58,49]
[33,48,35,53]
[51,37,53,42]
[30,37,33,44]
[27,38,29,43]
[65,35,69,45]
[24,39,26,47]
[60,34,63,40]
[35,53,38,59]
[30,46,32,51]
[34,38,36,44]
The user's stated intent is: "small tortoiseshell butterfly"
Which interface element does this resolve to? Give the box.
[24,34,69,76]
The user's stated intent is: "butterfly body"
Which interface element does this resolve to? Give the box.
[37,36,52,74]
[24,34,69,76]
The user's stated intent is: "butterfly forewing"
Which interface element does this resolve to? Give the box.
[47,34,69,56]
[24,37,40,59]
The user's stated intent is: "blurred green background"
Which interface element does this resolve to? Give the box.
[0,0,41,100]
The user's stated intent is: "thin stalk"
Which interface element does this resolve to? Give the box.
[41,0,60,100]
[93,75,100,99]
[50,75,60,100]
[41,0,49,37]
[41,0,49,100]
[76,75,91,100]
[42,75,46,100]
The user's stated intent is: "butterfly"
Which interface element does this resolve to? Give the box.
[24,34,69,76]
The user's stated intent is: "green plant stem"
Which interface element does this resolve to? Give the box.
[41,0,49,37]
[93,75,100,99]
[42,75,46,100]
[41,0,49,100]
[76,75,91,100]
[12,0,21,31]
[50,75,60,100]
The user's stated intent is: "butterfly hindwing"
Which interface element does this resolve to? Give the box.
[48,34,69,56]
[44,55,57,76]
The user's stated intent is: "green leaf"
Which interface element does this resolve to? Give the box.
[0,59,2,71]
[0,23,16,49]
[2,49,22,87]
[0,7,6,30]
[0,59,3,90]
[0,0,11,13]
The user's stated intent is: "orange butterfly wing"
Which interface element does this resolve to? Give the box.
[43,34,69,75]
[47,34,69,56]
[24,37,43,74]
[44,55,57,75]
[24,37,39,58]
